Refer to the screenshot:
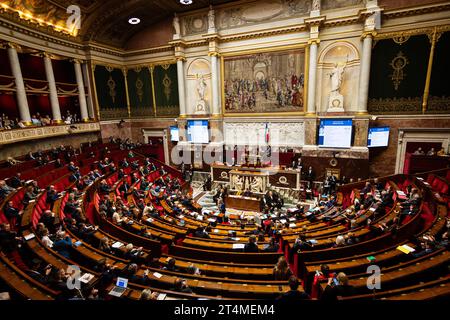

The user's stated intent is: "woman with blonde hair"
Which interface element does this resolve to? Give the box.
[273,256,293,280]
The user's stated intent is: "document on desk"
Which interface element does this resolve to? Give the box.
[112,241,124,249]
[79,273,94,284]
[289,223,296,228]
[157,293,167,300]
[397,244,415,254]
[232,244,245,249]
[24,233,35,241]
[280,219,287,224]
[153,272,163,279]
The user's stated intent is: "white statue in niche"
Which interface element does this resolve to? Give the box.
[327,61,347,112]
[173,14,181,39]
[195,74,209,113]
[330,62,346,94]
[208,5,216,32]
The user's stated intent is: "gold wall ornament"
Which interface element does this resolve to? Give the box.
[392,35,410,45]
[390,51,409,91]
[107,76,117,104]
[161,64,171,71]
[135,78,144,103]
[162,74,172,102]
[106,66,114,73]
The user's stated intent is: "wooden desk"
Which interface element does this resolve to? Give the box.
[225,195,260,212]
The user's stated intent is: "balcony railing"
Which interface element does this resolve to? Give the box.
[0,122,101,145]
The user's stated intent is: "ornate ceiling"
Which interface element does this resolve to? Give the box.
[0,0,446,49]
[0,0,238,48]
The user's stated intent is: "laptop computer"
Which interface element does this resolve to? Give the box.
[108,277,128,297]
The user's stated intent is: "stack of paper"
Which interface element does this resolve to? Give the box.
[24,233,35,241]
[112,242,124,249]
[79,273,94,283]
[232,244,245,249]
[396,244,415,254]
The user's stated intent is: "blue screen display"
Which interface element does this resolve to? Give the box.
[187,120,209,144]
[318,119,353,148]
[368,127,390,147]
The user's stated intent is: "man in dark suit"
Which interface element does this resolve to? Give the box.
[4,201,22,222]
[68,162,77,173]
[9,173,23,189]
[244,235,259,253]
[99,180,111,194]
[120,158,129,168]
[39,210,56,234]
[119,181,131,195]
[46,186,61,209]
[304,166,315,187]
[321,272,354,301]
[265,191,275,211]
[278,276,310,301]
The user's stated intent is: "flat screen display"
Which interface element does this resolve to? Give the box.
[187,120,209,144]
[170,126,179,142]
[368,127,390,147]
[318,119,353,148]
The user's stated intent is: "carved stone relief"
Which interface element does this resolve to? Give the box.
[224,122,305,147]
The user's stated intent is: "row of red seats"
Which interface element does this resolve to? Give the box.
[427,173,449,195]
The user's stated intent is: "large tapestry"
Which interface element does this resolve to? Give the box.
[368,35,430,114]
[127,67,154,118]
[94,65,128,120]
[153,64,179,117]
[223,49,306,114]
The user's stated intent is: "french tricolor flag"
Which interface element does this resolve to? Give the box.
[265,123,270,144]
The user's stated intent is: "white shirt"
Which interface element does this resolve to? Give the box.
[42,235,53,248]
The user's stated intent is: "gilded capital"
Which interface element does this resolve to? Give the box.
[361,31,377,40]
[307,38,320,45]
[208,51,220,57]
[7,42,21,51]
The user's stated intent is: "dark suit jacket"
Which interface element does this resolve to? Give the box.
[278,290,310,302]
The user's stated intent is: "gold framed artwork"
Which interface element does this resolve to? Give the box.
[221,47,307,115]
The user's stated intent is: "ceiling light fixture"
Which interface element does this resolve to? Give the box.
[180,0,193,5]
[128,17,141,25]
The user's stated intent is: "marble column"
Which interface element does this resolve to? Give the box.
[82,63,95,119]
[74,60,89,121]
[358,33,374,114]
[43,54,62,122]
[307,40,319,114]
[210,53,220,115]
[7,44,31,124]
[176,58,187,116]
